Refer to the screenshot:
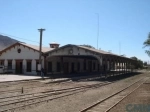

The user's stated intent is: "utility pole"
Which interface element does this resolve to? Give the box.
[38,28,45,77]
[96,13,99,49]
[119,41,121,55]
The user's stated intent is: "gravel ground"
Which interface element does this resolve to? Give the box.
[0,79,104,99]
[109,78,150,112]
[0,81,43,91]
[0,75,103,92]
[14,73,149,112]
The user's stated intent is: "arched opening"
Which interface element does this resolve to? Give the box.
[46,55,100,78]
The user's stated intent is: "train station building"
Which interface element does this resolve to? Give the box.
[0,42,135,77]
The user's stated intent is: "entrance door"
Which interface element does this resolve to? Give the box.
[16,60,23,74]
[71,63,74,73]
[88,61,92,72]
[63,62,69,74]
[98,64,100,71]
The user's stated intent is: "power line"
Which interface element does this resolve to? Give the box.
[0,32,39,43]
[0,32,48,46]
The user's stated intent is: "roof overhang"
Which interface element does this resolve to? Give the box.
[45,44,135,61]
[0,42,42,55]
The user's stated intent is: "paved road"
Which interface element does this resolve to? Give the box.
[0,74,45,82]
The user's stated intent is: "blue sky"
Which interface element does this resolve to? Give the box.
[0,0,150,62]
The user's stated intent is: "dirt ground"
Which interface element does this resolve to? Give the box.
[109,81,150,112]
[15,73,148,112]
[0,72,149,112]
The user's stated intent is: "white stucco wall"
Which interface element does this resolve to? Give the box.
[0,45,44,75]
[48,46,102,65]
[46,45,101,74]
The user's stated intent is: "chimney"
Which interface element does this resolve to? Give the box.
[49,42,60,48]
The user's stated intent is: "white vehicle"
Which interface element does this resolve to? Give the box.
[0,66,4,73]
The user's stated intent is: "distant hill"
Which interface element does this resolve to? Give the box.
[0,35,19,51]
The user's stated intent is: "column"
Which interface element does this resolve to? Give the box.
[104,60,107,78]
[129,62,131,73]
[61,56,64,74]
[4,60,7,73]
[125,62,127,74]
[120,62,122,75]
[23,59,26,74]
[112,60,115,76]
[12,59,15,73]
[115,61,117,76]
[32,59,36,75]
[130,62,131,73]
[107,60,109,77]
[123,62,125,74]
[118,61,120,75]
[124,62,126,74]
[126,62,128,73]
[4,60,7,67]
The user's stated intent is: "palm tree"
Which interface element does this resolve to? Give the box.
[143,33,150,56]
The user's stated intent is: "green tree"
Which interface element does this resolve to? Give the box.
[130,56,138,61]
[130,56,143,69]
[80,44,95,49]
[143,62,147,66]
[143,33,150,56]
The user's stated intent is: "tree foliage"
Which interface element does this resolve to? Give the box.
[130,56,143,69]
[80,44,95,49]
[143,33,150,56]
[143,62,147,66]
[130,56,138,61]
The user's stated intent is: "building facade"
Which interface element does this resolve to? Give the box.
[0,42,135,76]
[0,43,52,75]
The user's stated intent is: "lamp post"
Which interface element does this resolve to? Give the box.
[96,13,99,49]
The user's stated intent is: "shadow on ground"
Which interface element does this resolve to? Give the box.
[70,72,142,82]
[45,72,143,83]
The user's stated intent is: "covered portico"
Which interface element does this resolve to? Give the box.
[101,54,135,77]
[46,55,100,76]
[44,44,136,77]
[45,44,102,76]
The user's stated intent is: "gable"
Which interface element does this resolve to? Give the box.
[46,44,132,61]
[47,45,102,57]
[0,43,40,59]
[0,43,40,55]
